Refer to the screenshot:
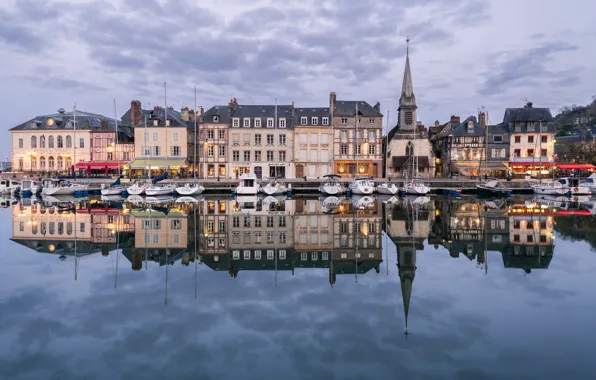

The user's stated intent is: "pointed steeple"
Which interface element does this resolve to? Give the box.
[401,36,415,101]
[398,36,417,131]
[397,245,416,335]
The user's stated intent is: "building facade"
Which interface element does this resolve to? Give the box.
[227,99,295,179]
[199,106,228,179]
[331,92,384,177]
[294,107,333,178]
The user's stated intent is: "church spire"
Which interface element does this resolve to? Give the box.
[397,245,416,336]
[398,36,417,131]
[401,36,415,100]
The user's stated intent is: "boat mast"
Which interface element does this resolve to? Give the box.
[385,109,389,180]
[194,86,197,181]
[274,97,278,180]
[538,119,542,183]
[355,102,359,177]
[114,99,120,178]
[484,109,488,180]
[145,114,151,180]
[73,103,77,179]
[164,81,168,178]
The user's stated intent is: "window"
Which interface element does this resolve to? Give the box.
[254,118,261,128]
[243,250,252,259]
[80,138,84,148]
[279,250,287,259]
[267,232,274,243]
[207,130,214,139]
[153,234,159,244]
[255,216,262,228]
[243,133,250,145]
[255,134,261,145]
[279,118,286,128]
[48,136,54,148]
[341,144,348,155]
[300,133,307,144]
[232,233,240,244]
[219,220,226,232]
[514,136,521,143]
[322,117,329,125]
[514,149,521,157]
[405,111,413,125]
[341,118,348,124]
[244,215,250,227]
[369,118,375,125]
[172,132,179,142]
[255,232,262,244]
[541,149,547,157]
[207,221,215,233]
[278,216,286,227]
[232,118,239,127]
[528,135,534,143]
[527,149,534,157]
[244,118,250,127]
[107,152,113,160]
[541,135,548,143]
[527,235,534,243]
[406,141,414,156]
[243,151,250,161]
[232,216,240,227]
[255,151,262,161]
[300,149,307,161]
[301,117,307,125]
[493,135,503,143]
[310,150,318,161]
[311,117,318,125]
[30,136,37,148]
[266,216,274,227]
[267,151,274,161]
[171,146,181,156]
[267,134,274,145]
[219,129,225,139]
[267,250,274,259]
[279,151,286,161]
[255,250,262,259]
[311,134,318,144]
[233,250,240,260]
[207,146,214,157]
[219,145,225,157]
[368,144,376,154]
[232,133,240,146]
[279,134,286,146]
[267,118,274,128]
[279,232,286,244]
[355,144,361,155]
[321,150,329,162]
[233,150,239,162]
[369,130,375,140]
[57,136,63,148]
[341,130,348,140]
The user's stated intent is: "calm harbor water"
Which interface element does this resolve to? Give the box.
[1,195,595,380]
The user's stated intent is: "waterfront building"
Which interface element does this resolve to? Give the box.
[294,107,333,178]
[227,99,295,179]
[198,105,228,179]
[503,104,556,178]
[198,199,228,256]
[9,108,116,174]
[123,101,194,178]
[330,92,384,177]
[386,41,435,179]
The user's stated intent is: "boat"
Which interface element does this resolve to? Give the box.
[145,172,175,196]
[376,182,399,195]
[351,195,376,208]
[145,195,175,204]
[234,195,259,213]
[126,195,145,205]
[100,194,124,202]
[320,195,345,210]
[42,194,79,205]
[0,178,21,194]
[476,179,511,197]
[558,177,591,195]
[349,177,375,195]
[20,179,41,195]
[235,173,259,195]
[42,178,87,196]
[175,182,205,196]
[261,181,288,195]
[531,180,570,195]
[126,181,147,195]
[175,195,203,204]
[319,174,346,195]
[402,178,430,195]
[583,173,596,191]
[101,177,126,196]
[408,195,431,206]
[0,197,18,208]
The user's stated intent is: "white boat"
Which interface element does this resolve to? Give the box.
[126,195,145,204]
[175,182,205,196]
[531,180,570,195]
[234,195,259,213]
[145,195,175,204]
[235,173,259,195]
[175,196,203,204]
[408,195,431,206]
[558,177,591,195]
[0,197,18,208]
[0,178,21,194]
[582,173,596,191]
[320,195,345,210]
[42,194,79,205]
[145,184,175,196]
[319,174,346,195]
[261,181,287,195]
[20,179,41,195]
[376,182,399,195]
[381,195,399,204]
[476,179,511,197]
[101,177,126,196]
[349,177,375,195]
[402,178,430,195]
[42,179,87,196]
[100,194,124,202]
[126,181,147,195]
[351,195,376,208]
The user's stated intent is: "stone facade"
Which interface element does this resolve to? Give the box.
[294,107,333,178]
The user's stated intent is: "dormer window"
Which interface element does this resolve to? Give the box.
[244,118,250,127]
[153,120,158,126]
[279,118,286,128]
[311,117,318,125]
[467,121,474,133]
[322,117,329,126]
[254,118,261,128]
[46,118,55,126]
[232,118,239,127]
[267,118,274,128]
[301,117,307,125]
[341,118,348,125]
[213,115,219,122]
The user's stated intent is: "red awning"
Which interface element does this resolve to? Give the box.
[554,164,596,170]
[75,162,121,169]
[510,162,552,167]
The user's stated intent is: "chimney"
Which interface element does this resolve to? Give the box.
[130,100,142,126]
[329,92,336,115]
[374,102,380,112]
[181,106,189,121]
[291,101,295,116]
[450,115,460,124]
[479,112,486,129]
[197,106,204,117]
[189,109,196,121]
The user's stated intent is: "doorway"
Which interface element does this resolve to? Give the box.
[254,166,262,179]
[296,165,304,178]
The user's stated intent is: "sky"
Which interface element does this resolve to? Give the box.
[1,0,595,158]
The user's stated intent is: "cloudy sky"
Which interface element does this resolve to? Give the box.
[1,0,595,157]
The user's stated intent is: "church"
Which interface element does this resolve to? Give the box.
[385,39,435,179]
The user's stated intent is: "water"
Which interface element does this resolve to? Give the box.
[1,195,595,380]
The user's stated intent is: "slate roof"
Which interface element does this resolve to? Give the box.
[333,100,383,117]
[202,105,231,124]
[228,104,296,128]
[10,110,121,132]
[502,107,556,133]
[450,116,485,137]
[295,107,331,127]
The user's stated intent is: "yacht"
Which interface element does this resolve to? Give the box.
[351,194,376,208]
[261,181,288,195]
[320,195,345,211]
[319,174,346,195]
[126,181,147,195]
[582,173,596,191]
[531,180,570,196]
[349,177,375,195]
[558,177,591,195]
[401,178,431,195]
[476,179,511,197]
[175,182,205,196]
[376,182,399,195]
[42,179,87,196]
[101,177,127,196]
[175,195,203,204]
[20,179,41,196]
[145,183,175,196]
[0,178,21,194]
[235,173,259,195]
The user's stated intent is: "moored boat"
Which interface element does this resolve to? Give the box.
[261,181,287,195]
[235,173,259,195]
[476,179,511,197]
[401,178,430,195]
[349,177,375,195]
[101,177,126,196]
[319,174,346,195]
[0,178,21,194]
[42,179,87,196]
[558,177,591,195]
[126,181,147,195]
[531,180,570,196]
[175,182,205,196]
[376,182,399,195]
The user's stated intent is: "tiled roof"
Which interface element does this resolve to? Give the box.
[133,107,190,128]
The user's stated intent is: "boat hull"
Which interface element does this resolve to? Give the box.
[377,184,399,195]
[126,184,146,195]
[403,185,430,195]
[349,184,375,195]
[476,185,510,197]
[532,187,569,195]
[320,184,345,195]
[569,186,591,195]
[262,185,287,195]
[235,187,259,195]
[175,184,205,196]
[101,185,127,196]
[145,185,175,196]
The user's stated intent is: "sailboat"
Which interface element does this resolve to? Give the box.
[102,100,127,196]
[176,87,204,196]
[377,110,399,195]
[127,113,149,195]
[531,120,569,195]
[319,174,346,195]
[400,127,430,195]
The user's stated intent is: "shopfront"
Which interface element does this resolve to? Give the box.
[509,161,552,178]
[334,160,379,177]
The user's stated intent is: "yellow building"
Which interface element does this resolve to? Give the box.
[294,108,333,178]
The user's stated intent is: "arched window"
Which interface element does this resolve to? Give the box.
[57,156,64,170]
[65,157,72,170]
[48,156,55,169]
[66,135,72,148]
[40,135,46,148]
[31,136,37,148]
[406,141,414,156]
[48,136,54,148]
[31,156,37,170]
[40,156,46,169]
[57,135,63,148]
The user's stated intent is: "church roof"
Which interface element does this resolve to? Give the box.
[400,54,415,101]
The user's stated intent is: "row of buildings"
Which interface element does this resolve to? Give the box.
[9,48,558,179]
